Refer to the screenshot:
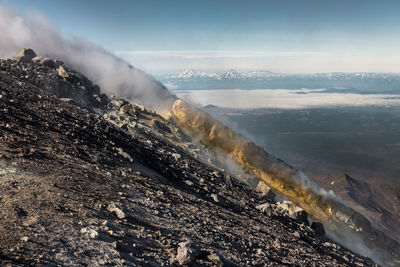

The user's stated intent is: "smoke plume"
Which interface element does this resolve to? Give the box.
[0,6,175,111]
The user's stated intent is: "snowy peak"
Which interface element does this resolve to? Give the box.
[170,69,218,79]
[222,69,247,80]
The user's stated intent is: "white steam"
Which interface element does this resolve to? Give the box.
[0,6,174,111]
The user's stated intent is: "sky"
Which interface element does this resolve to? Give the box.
[1,0,400,73]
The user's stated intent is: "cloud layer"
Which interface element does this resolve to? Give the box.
[177,89,400,109]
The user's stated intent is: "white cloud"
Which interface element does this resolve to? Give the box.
[176,89,400,109]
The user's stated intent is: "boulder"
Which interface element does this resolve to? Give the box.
[32,56,62,68]
[176,241,199,265]
[58,66,69,78]
[107,203,125,219]
[277,200,303,216]
[295,210,309,225]
[13,48,37,63]
[311,222,325,237]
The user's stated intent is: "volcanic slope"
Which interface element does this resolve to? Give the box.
[0,53,377,266]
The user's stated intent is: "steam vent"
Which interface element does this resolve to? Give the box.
[171,99,400,266]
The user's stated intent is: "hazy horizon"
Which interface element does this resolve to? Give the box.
[2,0,400,74]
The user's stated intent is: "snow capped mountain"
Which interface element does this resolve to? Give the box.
[221,69,248,80]
[246,70,276,78]
[170,69,249,80]
[170,69,219,79]
[159,69,400,92]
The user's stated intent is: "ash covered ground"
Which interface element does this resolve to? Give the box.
[0,50,380,266]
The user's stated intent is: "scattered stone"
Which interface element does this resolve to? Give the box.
[13,48,37,63]
[21,236,29,242]
[107,203,126,219]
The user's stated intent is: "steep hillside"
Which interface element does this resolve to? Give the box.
[0,50,379,266]
[308,173,400,245]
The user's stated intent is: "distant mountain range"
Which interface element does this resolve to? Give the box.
[157,69,400,93]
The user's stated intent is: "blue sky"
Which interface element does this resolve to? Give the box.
[2,0,400,73]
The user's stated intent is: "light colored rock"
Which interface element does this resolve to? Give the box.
[176,241,199,265]
[13,48,37,63]
[80,226,99,238]
[58,66,69,78]
[256,202,274,213]
[211,194,219,203]
[171,153,181,161]
[255,180,276,202]
[184,180,194,186]
[107,203,126,219]
[207,252,223,266]
[277,200,303,216]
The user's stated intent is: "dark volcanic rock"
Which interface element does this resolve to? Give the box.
[13,48,37,63]
[0,52,378,266]
[311,222,326,237]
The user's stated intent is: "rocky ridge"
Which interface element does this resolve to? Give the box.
[0,49,378,266]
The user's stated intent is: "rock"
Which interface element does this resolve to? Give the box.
[176,241,199,265]
[107,203,125,219]
[295,210,309,225]
[13,48,37,63]
[311,222,325,237]
[256,202,274,214]
[184,180,194,186]
[58,66,69,78]
[255,180,276,202]
[20,236,29,242]
[171,153,181,161]
[277,201,303,216]
[211,193,219,203]
[80,226,99,238]
[207,252,223,266]
[32,56,62,68]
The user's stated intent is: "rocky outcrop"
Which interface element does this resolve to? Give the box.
[1,50,108,111]
[12,48,37,63]
[0,50,379,266]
